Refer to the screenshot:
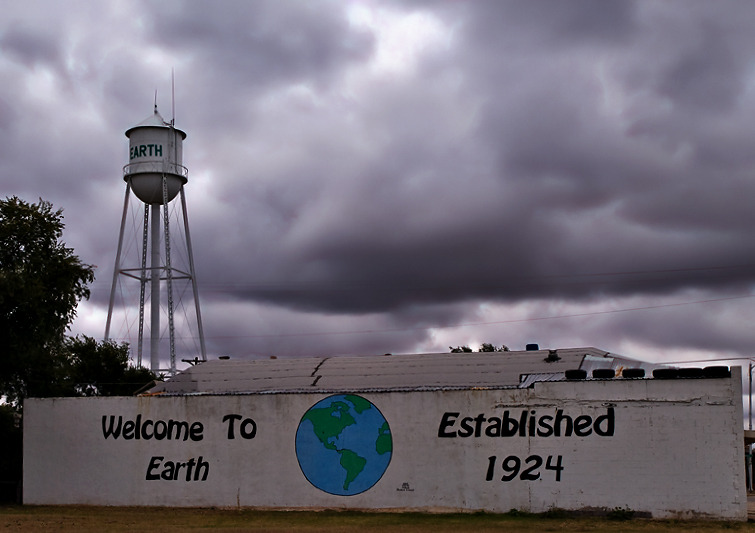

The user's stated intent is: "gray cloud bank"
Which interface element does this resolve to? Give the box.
[1,0,754,362]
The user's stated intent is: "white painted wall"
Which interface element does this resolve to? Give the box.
[23,369,746,519]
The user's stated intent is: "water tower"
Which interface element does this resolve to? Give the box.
[104,105,206,374]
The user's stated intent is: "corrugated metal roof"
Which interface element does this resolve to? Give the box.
[148,347,646,395]
[580,354,665,376]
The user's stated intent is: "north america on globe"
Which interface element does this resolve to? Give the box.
[295,394,392,496]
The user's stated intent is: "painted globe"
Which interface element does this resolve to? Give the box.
[295,394,392,496]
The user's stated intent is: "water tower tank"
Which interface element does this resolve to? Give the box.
[123,108,187,204]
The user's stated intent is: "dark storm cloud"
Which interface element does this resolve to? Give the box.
[138,0,374,133]
[463,0,636,47]
[0,23,61,68]
[151,0,372,83]
[188,0,755,317]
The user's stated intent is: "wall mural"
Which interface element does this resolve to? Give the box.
[295,394,393,495]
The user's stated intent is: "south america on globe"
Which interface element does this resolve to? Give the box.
[295,394,392,495]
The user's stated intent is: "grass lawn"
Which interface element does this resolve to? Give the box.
[0,506,753,533]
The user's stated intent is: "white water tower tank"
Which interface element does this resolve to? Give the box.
[123,108,187,204]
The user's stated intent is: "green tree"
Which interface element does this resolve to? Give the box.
[1,197,156,404]
[67,335,156,397]
[449,345,473,353]
[0,197,95,404]
[450,344,511,353]
[478,343,510,352]
[0,197,157,500]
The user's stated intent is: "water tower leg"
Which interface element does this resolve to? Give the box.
[150,203,161,373]
[180,187,207,361]
[162,178,177,375]
[105,184,131,342]
[137,206,149,367]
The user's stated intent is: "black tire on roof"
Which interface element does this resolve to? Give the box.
[565,369,587,380]
[703,366,731,378]
[652,368,678,379]
[622,368,645,379]
[592,368,615,379]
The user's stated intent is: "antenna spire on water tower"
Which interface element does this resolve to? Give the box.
[104,103,207,375]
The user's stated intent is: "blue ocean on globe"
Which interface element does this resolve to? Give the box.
[296,394,392,496]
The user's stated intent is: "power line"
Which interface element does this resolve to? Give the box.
[88,263,755,294]
[130,293,752,342]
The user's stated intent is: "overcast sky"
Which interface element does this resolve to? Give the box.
[2,0,755,370]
